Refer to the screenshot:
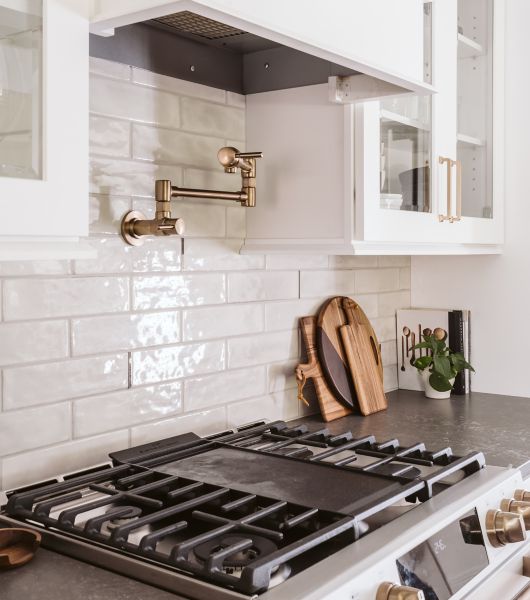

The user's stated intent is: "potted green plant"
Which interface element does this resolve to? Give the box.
[412,329,475,399]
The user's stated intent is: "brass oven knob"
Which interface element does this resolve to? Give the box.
[500,499,530,529]
[376,582,425,600]
[514,490,530,502]
[486,509,526,547]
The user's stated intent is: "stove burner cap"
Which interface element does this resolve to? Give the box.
[194,533,277,568]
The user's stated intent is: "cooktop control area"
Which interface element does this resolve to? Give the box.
[396,508,489,600]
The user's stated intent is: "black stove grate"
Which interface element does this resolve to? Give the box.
[3,420,485,595]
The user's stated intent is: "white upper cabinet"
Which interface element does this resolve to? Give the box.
[0,0,92,260]
[243,0,504,254]
[90,0,431,95]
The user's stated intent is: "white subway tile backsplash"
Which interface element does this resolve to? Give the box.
[226,389,299,427]
[89,57,131,81]
[74,382,182,438]
[228,271,299,302]
[184,366,266,411]
[89,116,130,157]
[3,354,128,409]
[0,403,70,456]
[90,157,182,197]
[89,194,131,235]
[183,239,264,271]
[4,277,130,320]
[132,123,223,169]
[0,63,412,490]
[72,312,180,356]
[91,77,181,128]
[132,340,225,385]
[181,96,245,139]
[2,430,129,489]
[227,330,298,369]
[266,255,328,270]
[264,299,322,332]
[132,67,226,104]
[0,321,68,366]
[0,260,70,277]
[299,270,356,298]
[131,407,227,446]
[133,273,225,310]
[182,304,264,341]
[355,269,400,293]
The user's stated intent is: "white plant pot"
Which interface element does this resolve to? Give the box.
[421,370,455,399]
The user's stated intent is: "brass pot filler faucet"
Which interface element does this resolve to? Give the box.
[120,146,263,246]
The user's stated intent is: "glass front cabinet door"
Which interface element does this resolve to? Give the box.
[0,1,90,259]
[354,0,503,248]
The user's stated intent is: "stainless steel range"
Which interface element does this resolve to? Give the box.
[1,420,530,600]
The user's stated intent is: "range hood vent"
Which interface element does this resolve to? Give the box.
[154,11,245,40]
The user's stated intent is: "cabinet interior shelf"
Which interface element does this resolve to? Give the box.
[380,109,430,132]
[458,33,485,58]
[457,132,485,147]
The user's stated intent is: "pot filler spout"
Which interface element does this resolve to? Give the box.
[120,146,262,246]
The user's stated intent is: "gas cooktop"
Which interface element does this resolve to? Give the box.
[0,420,489,599]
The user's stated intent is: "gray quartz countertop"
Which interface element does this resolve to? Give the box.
[1,389,528,600]
[294,389,530,474]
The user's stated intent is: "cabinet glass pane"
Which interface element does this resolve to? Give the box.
[457,0,493,218]
[0,1,43,180]
[380,96,431,213]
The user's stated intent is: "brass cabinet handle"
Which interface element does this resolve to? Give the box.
[438,156,454,222]
[450,159,462,222]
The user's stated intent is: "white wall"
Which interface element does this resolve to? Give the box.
[0,58,411,491]
[412,0,528,397]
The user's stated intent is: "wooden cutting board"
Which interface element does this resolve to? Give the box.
[295,316,352,422]
[340,321,387,415]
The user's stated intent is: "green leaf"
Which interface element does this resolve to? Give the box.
[433,355,453,379]
[412,342,432,351]
[429,371,453,392]
[451,353,476,373]
[414,356,433,370]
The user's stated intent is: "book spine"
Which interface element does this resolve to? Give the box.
[448,310,466,395]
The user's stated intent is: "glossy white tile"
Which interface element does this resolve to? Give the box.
[130,238,182,272]
[399,267,411,289]
[72,312,180,355]
[3,354,128,409]
[226,208,245,238]
[0,404,70,456]
[378,290,411,317]
[355,268,400,293]
[378,256,410,267]
[91,76,181,128]
[372,316,398,343]
[228,271,299,302]
[132,340,224,385]
[184,366,266,411]
[0,260,70,276]
[133,273,225,310]
[131,407,226,446]
[4,277,130,320]
[90,157,182,197]
[2,430,129,489]
[226,389,299,427]
[266,255,328,270]
[89,116,130,157]
[299,270,355,298]
[264,299,323,332]
[131,67,226,103]
[89,194,131,235]
[132,123,222,169]
[182,239,264,271]
[181,96,245,139]
[227,330,298,369]
[0,321,68,366]
[182,303,264,341]
[225,91,246,108]
[89,57,131,81]
[267,360,298,393]
[74,382,182,437]
[329,256,379,269]
[74,238,132,274]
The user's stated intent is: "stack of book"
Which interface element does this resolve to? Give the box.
[396,308,471,394]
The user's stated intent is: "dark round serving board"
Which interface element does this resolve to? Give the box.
[316,296,383,410]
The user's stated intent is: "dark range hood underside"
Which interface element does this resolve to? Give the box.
[89,11,359,95]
